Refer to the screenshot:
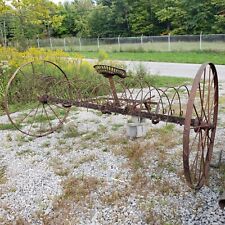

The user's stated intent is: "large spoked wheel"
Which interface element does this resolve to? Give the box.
[4,60,72,137]
[183,63,218,189]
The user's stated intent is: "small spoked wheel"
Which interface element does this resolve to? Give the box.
[183,63,218,189]
[4,60,72,137]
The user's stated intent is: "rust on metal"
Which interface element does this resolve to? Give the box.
[4,61,219,190]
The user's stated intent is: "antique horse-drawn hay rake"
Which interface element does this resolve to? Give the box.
[3,60,218,190]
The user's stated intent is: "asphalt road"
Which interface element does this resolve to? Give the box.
[86,59,225,81]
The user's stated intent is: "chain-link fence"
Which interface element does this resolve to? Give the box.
[7,34,225,52]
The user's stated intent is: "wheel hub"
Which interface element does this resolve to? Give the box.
[193,117,214,132]
[38,95,49,104]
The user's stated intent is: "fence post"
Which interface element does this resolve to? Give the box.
[3,20,7,47]
[141,34,143,46]
[37,35,40,48]
[200,32,202,50]
[168,33,171,51]
[0,27,4,45]
[64,38,66,51]
[79,37,82,51]
[97,36,100,50]
[49,37,52,49]
[118,35,120,51]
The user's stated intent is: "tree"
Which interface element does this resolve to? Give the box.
[0,0,11,45]
[181,0,215,34]
[96,0,112,7]
[152,0,186,34]
[128,0,158,35]
[212,0,225,33]
[88,4,114,37]
[9,0,64,40]
[110,0,130,36]
[72,0,93,37]
[0,0,8,13]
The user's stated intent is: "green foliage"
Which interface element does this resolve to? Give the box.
[128,0,157,35]
[98,50,108,61]
[212,0,225,33]
[88,5,113,37]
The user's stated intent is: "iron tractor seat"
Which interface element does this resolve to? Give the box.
[94,64,127,79]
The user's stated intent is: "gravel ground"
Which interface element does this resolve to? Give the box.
[0,83,225,225]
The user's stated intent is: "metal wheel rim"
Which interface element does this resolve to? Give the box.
[183,63,218,189]
[4,60,72,137]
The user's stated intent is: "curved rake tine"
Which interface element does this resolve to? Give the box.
[167,87,182,116]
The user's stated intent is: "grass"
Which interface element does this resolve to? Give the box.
[39,176,102,224]
[101,188,131,206]
[75,50,225,65]
[123,142,146,170]
[146,124,179,150]
[1,102,37,116]
[0,166,7,184]
[111,123,124,131]
[107,135,128,146]
[63,127,80,139]
[49,158,70,177]
[73,154,97,168]
[0,123,20,130]
[41,177,102,224]
[145,75,191,87]
[16,149,35,157]
[41,141,51,148]
[63,176,101,201]
[16,134,33,144]
[82,131,98,141]
[26,114,55,124]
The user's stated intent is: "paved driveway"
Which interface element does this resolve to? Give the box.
[86,59,225,81]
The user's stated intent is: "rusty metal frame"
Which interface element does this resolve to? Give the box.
[3,61,219,190]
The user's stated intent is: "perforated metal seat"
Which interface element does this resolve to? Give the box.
[94,64,126,79]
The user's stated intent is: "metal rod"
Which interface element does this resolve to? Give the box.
[47,96,195,126]
[108,77,120,106]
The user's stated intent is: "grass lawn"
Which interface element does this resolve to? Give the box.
[145,75,191,87]
[75,51,225,65]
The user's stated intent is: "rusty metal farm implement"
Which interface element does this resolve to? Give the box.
[3,61,218,190]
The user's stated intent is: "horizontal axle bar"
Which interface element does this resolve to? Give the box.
[48,96,195,126]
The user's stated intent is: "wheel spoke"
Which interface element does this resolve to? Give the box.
[203,73,214,123]
[17,104,38,124]
[27,103,40,135]
[39,104,45,135]
[198,130,208,181]
[189,131,199,153]
[43,104,53,132]
[198,83,208,123]
[192,132,201,181]
[193,104,201,121]
[47,103,63,125]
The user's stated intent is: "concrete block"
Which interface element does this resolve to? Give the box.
[129,116,146,123]
[126,122,147,138]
